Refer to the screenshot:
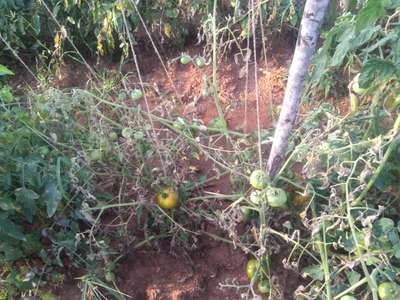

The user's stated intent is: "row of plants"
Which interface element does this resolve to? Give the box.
[236,1,400,298]
[0,0,301,60]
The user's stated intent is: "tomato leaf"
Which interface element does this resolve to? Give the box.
[359,59,398,88]
[43,182,62,218]
[382,0,400,9]
[302,265,324,281]
[0,218,26,241]
[15,188,39,223]
[0,64,14,76]
[356,0,385,32]
[346,270,361,286]
[394,243,400,259]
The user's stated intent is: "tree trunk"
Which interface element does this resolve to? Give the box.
[267,0,330,179]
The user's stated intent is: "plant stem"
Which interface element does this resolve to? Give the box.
[352,136,400,206]
[212,0,228,134]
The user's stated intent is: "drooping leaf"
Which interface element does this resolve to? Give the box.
[0,218,26,241]
[363,31,398,54]
[0,195,14,211]
[15,188,39,223]
[394,242,400,259]
[346,270,361,286]
[43,182,62,217]
[356,0,385,31]
[0,64,14,76]
[382,0,400,9]
[359,59,398,88]
[330,27,354,67]
[302,265,324,281]
[352,25,379,48]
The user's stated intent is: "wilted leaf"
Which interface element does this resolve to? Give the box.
[0,64,14,76]
[346,270,361,286]
[359,59,398,88]
[394,243,400,259]
[356,0,385,31]
[0,218,26,241]
[15,188,39,223]
[302,265,324,281]
[43,182,62,217]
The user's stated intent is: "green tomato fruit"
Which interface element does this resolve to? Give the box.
[246,259,258,280]
[349,93,359,113]
[249,170,267,190]
[122,127,133,138]
[241,206,258,221]
[250,190,266,205]
[105,271,116,282]
[395,114,400,132]
[378,282,400,300]
[257,279,270,294]
[195,56,206,67]
[180,54,191,65]
[41,293,58,300]
[38,146,49,156]
[89,149,102,161]
[352,74,368,95]
[131,89,143,101]
[266,187,287,208]
[109,132,118,141]
[340,296,356,300]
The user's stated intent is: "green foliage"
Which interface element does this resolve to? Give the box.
[0,70,119,297]
[0,0,302,61]
[309,1,400,98]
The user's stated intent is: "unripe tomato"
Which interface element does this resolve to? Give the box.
[351,74,368,95]
[105,271,116,282]
[90,149,102,161]
[349,93,359,113]
[131,89,143,101]
[291,192,311,208]
[340,296,356,300]
[250,190,266,205]
[122,127,133,138]
[257,279,270,294]
[394,114,400,132]
[246,258,268,281]
[41,293,58,300]
[195,56,206,67]
[109,132,118,141]
[156,187,179,209]
[377,282,400,300]
[180,54,191,65]
[241,206,258,221]
[266,187,287,208]
[246,259,258,280]
[249,170,267,190]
